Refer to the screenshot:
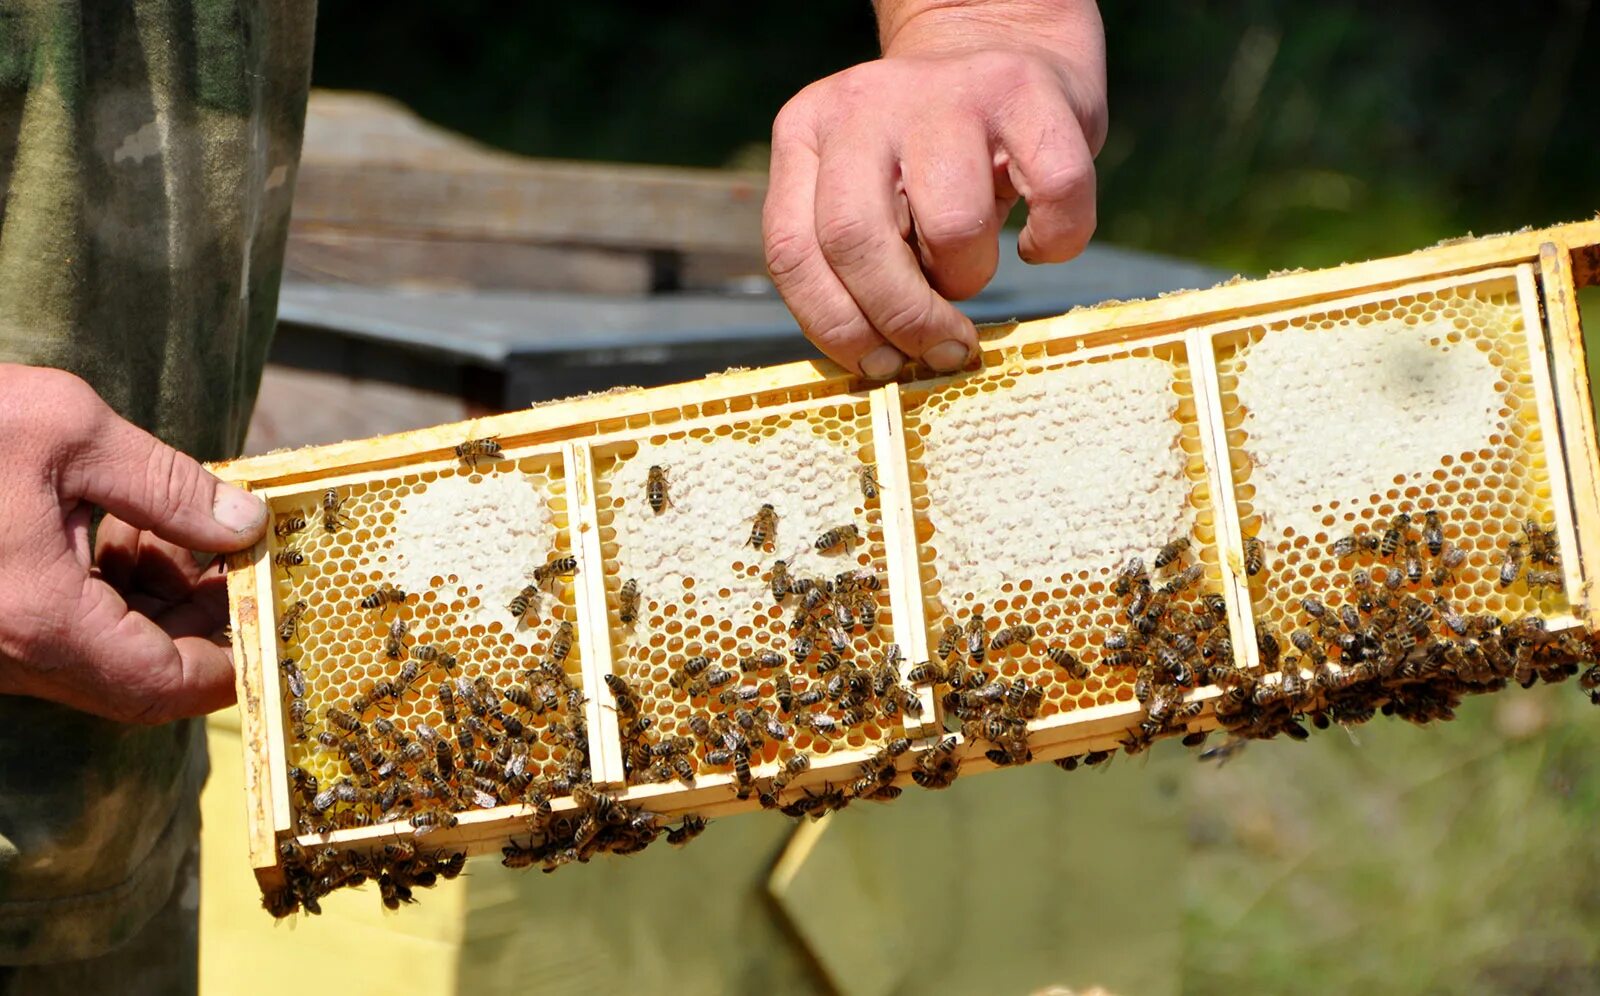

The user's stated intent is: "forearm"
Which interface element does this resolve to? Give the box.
[873,0,1105,150]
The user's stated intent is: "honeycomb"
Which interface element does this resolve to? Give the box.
[1215,278,1570,654]
[266,454,586,830]
[901,341,1219,721]
[592,400,900,780]
[235,239,1600,920]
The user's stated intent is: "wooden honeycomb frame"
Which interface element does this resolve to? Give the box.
[219,221,1600,894]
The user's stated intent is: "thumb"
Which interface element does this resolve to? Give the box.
[59,397,267,554]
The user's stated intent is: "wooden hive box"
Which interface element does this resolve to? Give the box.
[217,220,1600,913]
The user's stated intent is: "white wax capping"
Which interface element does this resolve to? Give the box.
[612,421,865,632]
[387,471,556,632]
[1236,318,1503,539]
[920,357,1193,604]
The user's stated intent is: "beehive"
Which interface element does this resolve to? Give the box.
[220,221,1600,915]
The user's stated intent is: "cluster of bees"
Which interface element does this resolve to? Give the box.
[1203,511,1597,754]
[258,434,1600,917]
[266,441,697,916]
[907,537,1217,774]
[609,463,924,815]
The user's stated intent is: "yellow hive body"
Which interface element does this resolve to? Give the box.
[218,221,1600,916]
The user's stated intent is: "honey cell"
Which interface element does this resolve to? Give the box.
[265,456,587,830]
[902,342,1219,719]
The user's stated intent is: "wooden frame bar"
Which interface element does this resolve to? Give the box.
[221,220,1600,887]
[1537,243,1600,624]
[1185,331,1259,672]
[1513,266,1585,605]
[563,442,625,789]
[870,383,940,737]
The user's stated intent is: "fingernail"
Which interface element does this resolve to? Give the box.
[923,340,973,372]
[860,346,905,380]
[213,483,267,534]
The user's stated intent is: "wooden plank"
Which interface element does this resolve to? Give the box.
[225,545,282,875]
[870,383,940,736]
[293,93,767,256]
[292,162,765,257]
[1538,243,1600,625]
[248,538,293,837]
[562,443,625,789]
[286,230,661,295]
[1513,265,1585,606]
[1187,330,1259,671]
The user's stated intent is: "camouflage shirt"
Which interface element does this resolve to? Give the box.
[0,0,313,963]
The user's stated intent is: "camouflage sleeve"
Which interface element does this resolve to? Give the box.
[0,0,313,966]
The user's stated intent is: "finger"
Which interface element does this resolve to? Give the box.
[997,87,1098,264]
[813,125,978,373]
[67,504,93,570]
[902,119,1002,301]
[60,397,267,553]
[159,573,232,638]
[94,514,144,590]
[764,108,903,379]
[96,516,215,605]
[5,575,190,724]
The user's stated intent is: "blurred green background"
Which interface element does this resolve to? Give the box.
[309,3,1600,992]
[313,1,1597,273]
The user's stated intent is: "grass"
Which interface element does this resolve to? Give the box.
[1184,682,1600,993]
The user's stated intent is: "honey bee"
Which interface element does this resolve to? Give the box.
[273,549,305,572]
[277,600,308,643]
[619,578,641,624]
[1404,542,1424,586]
[1046,646,1090,680]
[988,624,1034,653]
[1380,513,1409,558]
[935,621,961,662]
[1329,535,1358,559]
[384,618,409,660]
[906,661,948,686]
[730,752,754,799]
[1422,510,1443,556]
[1243,537,1264,577]
[1498,540,1525,589]
[1527,569,1564,592]
[508,584,541,625]
[813,523,861,553]
[769,560,792,601]
[1198,737,1248,765]
[1154,537,1190,571]
[857,465,879,501]
[278,657,306,698]
[410,644,456,675]
[288,699,311,741]
[549,621,575,663]
[437,684,459,725]
[410,810,460,836]
[532,556,579,590]
[747,503,779,550]
[273,510,308,540]
[360,582,407,613]
[1525,517,1561,565]
[320,488,350,533]
[646,465,672,514]
[964,609,987,663]
[324,706,362,736]
[667,815,709,846]
[454,436,503,469]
